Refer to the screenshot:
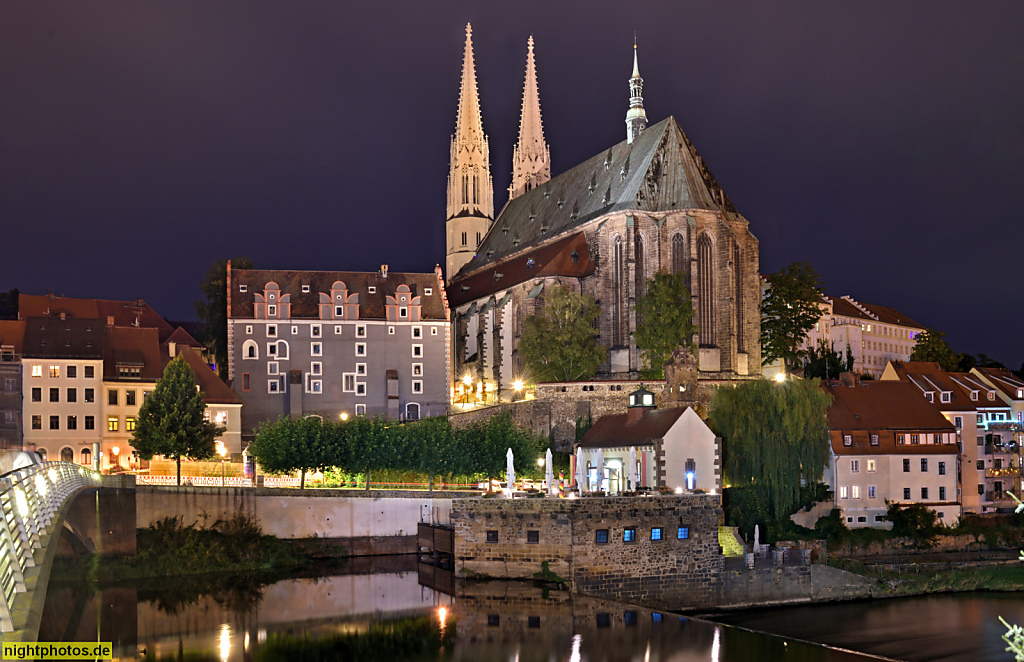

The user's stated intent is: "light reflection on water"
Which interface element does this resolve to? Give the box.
[42,557,1012,661]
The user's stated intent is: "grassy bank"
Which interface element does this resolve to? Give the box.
[53,514,310,583]
[828,556,1024,596]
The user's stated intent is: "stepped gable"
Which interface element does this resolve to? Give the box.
[230,269,447,321]
[458,116,743,277]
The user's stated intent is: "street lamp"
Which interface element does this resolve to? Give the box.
[340,412,349,421]
[216,441,227,486]
[774,373,786,383]
[111,446,120,473]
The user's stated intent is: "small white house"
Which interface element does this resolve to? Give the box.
[574,386,721,494]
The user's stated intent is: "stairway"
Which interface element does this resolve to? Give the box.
[718,526,745,557]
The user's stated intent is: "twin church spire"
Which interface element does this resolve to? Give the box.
[509,36,550,199]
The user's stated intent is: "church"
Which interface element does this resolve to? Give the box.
[445,25,761,399]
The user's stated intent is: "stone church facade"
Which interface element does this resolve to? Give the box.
[445,29,760,399]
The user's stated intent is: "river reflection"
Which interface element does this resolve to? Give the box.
[40,556,875,661]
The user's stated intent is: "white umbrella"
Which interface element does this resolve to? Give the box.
[628,446,638,491]
[506,447,515,495]
[596,448,605,493]
[545,448,554,494]
[575,447,586,493]
[753,524,760,555]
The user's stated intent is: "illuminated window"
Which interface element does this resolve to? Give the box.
[851,485,861,499]
[843,435,852,446]
[107,417,119,432]
[839,486,848,499]
[677,527,689,539]
[356,325,367,338]
[867,460,876,472]
[623,527,636,542]
[650,527,663,541]
[49,365,60,378]
[870,434,879,446]
[126,417,136,432]
[595,529,609,544]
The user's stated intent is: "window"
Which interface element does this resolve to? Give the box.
[921,458,928,472]
[126,390,136,406]
[268,362,279,375]
[356,343,366,356]
[126,417,136,432]
[355,404,366,415]
[851,485,861,499]
[335,324,342,334]
[49,365,60,378]
[461,231,467,246]
[84,416,94,430]
[528,616,540,629]
[857,516,867,523]
[356,325,366,338]
[31,365,42,377]
[356,383,366,396]
[268,304,277,316]
[310,362,322,376]
[939,486,947,501]
[486,530,498,543]
[412,380,423,394]
[85,365,95,379]
[843,435,852,446]
[651,527,663,541]
[897,434,905,444]
[412,326,422,338]
[31,415,41,430]
[424,288,432,296]
[978,436,985,446]
[302,284,311,293]
[977,459,985,470]
[268,379,281,393]
[31,387,41,402]
[677,527,689,539]
[356,363,366,375]
[487,615,500,627]
[311,342,322,356]
[870,434,879,446]
[868,485,876,499]
[954,416,963,428]
[938,461,946,475]
[66,415,77,430]
[399,307,408,318]
[67,388,76,403]
[67,365,77,378]
[839,486,848,499]
[311,324,321,337]
[239,284,247,293]
[527,530,539,544]
[903,487,911,500]
[911,434,919,444]
[4,378,14,391]
[242,374,251,391]
[108,389,118,406]
[388,326,395,335]
[107,417,118,432]
[412,363,423,376]
[243,340,259,359]
[343,374,356,392]
[246,325,253,335]
[406,403,420,421]
[431,327,438,336]
[595,529,609,544]
[851,460,860,473]
[412,344,423,357]
[921,487,929,500]
[368,286,376,294]
[307,379,322,394]
[867,460,876,472]
[903,459,911,472]
[941,392,951,403]
[267,325,277,337]
[623,527,636,542]
[291,325,299,335]
[49,388,59,402]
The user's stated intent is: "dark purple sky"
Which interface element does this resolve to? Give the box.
[2,2,1022,367]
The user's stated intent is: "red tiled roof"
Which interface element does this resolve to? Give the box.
[885,361,978,412]
[103,326,164,382]
[577,407,687,449]
[19,294,176,342]
[0,320,26,353]
[449,232,596,307]
[974,367,1024,401]
[176,346,242,405]
[164,325,204,348]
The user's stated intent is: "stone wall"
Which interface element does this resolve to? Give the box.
[719,564,876,608]
[450,494,724,610]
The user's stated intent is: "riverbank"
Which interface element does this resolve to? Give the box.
[828,556,1024,597]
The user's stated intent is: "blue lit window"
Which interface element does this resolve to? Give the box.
[652,613,663,623]
[595,529,609,544]
[651,527,663,541]
[677,527,689,539]
[624,611,637,626]
[623,527,636,542]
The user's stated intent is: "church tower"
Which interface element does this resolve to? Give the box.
[625,42,647,144]
[446,23,494,283]
[508,36,550,201]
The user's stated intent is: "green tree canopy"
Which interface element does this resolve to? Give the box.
[195,256,254,380]
[909,328,959,372]
[519,285,607,382]
[709,377,833,521]
[761,261,825,372]
[248,415,342,488]
[803,339,854,380]
[132,356,225,485]
[634,270,697,379]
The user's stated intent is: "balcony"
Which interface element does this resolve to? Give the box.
[986,467,1021,478]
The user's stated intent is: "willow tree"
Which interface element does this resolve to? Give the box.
[709,377,832,521]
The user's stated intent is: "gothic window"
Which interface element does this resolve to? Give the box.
[461,231,467,246]
[476,232,481,247]
[734,242,744,351]
[671,234,686,277]
[473,175,480,204]
[697,233,716,347]
[612,235,626,347]
[512,303,522,339]
[635,234,646,302]
[462,175,469,205]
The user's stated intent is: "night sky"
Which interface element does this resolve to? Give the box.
[2,2,1022,367]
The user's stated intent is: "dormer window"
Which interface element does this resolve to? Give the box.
[843,435,852,446]
[989,392,996,401]
[1018,389,1023,399]
[570,250,579,263]
[940,392,951,403]
[399,307,408,318]
[301,285,310,293]
[239,284,247,293]
[368,286,376,294]
[268,304,277,316]
[424,288,432,296]
[971,391,978,401]
[925,392,934,402]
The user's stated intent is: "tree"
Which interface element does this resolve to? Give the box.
[761,261,825,373]
[884,501,941,547]
[909,328,959,372]
[519,285,607,382]
[0,288,18,320]
[634,270,697,379]
[803,339,854,380]
[709,377,833,522]
[248,415,341,489]
[195,257,254,381]
[132,356,225,485]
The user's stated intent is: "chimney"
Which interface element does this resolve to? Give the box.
[839,372,860,388]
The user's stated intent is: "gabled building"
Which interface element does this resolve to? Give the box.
[227,264,451,434]
[0,321,25,450]
[826,375,960,528]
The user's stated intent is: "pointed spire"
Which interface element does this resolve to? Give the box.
[626,38,647,144]
[509,35,551,200]
[455,23,484,145]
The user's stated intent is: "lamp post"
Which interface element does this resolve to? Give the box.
[216,441,227,486]
[111,446,120,473]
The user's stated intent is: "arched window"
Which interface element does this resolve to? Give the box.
[734,242,744,351]
[512,303,522,339]
[462,175,469,204]
[276,340,289,360]
[60,447,74,463]
[473,175,480,204]
[612,235,626,347]
[243,339,258,360]
[671,233,686,277]
[406,403,420,422]
[36,448,47,461]
[697,234,715,347]
[635,234,646,301]
[81,447,92,466]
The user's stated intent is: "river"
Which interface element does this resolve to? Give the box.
[37,556,1023,661]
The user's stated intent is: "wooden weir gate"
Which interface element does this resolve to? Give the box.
[417,522,455,595]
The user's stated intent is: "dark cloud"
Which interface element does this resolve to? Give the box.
[1,1,1022,365]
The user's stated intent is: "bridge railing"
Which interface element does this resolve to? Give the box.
[0,461,101,632]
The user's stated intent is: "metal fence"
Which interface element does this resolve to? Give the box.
[0,461,101,632]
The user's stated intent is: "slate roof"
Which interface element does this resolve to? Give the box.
[449,232,595,307]
[19,294,176,342]
[827,296,923,329]
[577,407,688,449]
[457,116,743,279]
[22,317,104,359]
[230,269,448,321]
